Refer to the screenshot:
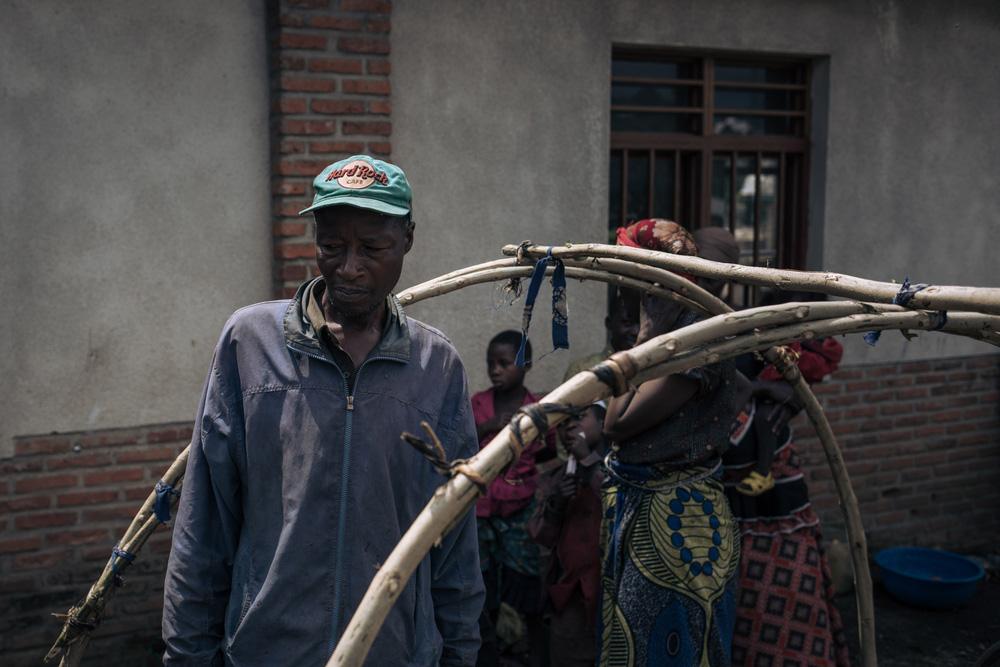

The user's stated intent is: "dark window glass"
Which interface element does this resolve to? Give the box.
[714,88,803,111]
[757,155,781,267]
[612,82,700,108]
[733,154,758,265]
[627,152,650,222]
[609,150,623,230]
[710,154,732,229]
[714,62,803,84]
[653,152,677,219]
[612,111,702,134]
[612,58,700,80]
[713,114,801,136]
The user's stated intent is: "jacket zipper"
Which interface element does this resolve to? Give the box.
[327,355,395,655]
[237,585,254,627]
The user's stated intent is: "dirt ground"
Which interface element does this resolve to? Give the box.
[836,577,1000,666]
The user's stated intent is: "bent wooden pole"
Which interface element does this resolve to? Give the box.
[398,261,713,315]
[44,447,190,667]
[328,305,1000,667]
[402,254,891,666]
[400,253,1000,667]
[44,246,1000,667]
[503,243,1000,315]
[38,257,739,665]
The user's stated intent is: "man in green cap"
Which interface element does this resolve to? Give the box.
[163,156,484,665]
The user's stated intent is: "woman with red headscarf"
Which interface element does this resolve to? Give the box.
[600,219,741,666]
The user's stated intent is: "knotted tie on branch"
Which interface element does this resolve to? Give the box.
[865,277,948,345]
[508,402,580,460]
[153,480,179,523]
[515,245,568,367]
[401,422,488,494]
[108,545,136,587]
[589,353,638,397]
[402,404,583,494]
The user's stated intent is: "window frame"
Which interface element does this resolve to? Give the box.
[610,48,812,271]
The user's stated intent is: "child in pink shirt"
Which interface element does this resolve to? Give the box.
[472,330,554,665]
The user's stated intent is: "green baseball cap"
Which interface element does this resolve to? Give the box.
[299,155,411,216]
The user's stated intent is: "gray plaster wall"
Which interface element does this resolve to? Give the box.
[392,1,613,393]
[0,1,272,458]
[393,0,1000,389]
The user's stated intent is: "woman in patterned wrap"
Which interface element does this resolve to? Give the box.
[600,219,742,667]
[723,292,850,667]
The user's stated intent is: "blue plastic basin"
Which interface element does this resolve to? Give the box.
[874,546,984,609]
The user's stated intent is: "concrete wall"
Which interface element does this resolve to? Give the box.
[392,1,613,392]
[393,0,1000,389]
[0,1,272,458]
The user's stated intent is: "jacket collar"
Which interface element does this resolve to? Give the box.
[284,277,411,364]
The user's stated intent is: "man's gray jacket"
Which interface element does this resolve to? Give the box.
[162,281,484,665]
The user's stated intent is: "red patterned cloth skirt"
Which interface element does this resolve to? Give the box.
[730,522,849,667]
[724,412,850,667]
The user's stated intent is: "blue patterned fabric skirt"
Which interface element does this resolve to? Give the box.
[599,457,739,666]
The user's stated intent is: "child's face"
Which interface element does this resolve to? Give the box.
[558,408,604,460]
[487,343,526,392]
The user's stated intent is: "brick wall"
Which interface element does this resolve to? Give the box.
[2,356,995,665]
[795,353,1000,551]
[1,423,190,666]
[271,0,393,298]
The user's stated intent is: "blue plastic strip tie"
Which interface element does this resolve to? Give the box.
[154,480,177,523]
[110,545,135,575]
[866,276,942,345]
[892,276,929,307]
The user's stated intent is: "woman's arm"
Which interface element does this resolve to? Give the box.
[603,373,699,441]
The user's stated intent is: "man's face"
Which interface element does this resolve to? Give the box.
[486,343,526,393]
[314,205,413,319]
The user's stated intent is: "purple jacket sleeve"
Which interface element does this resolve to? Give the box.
[162,351,244,665]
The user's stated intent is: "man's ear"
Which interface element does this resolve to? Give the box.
[403,220,415,254]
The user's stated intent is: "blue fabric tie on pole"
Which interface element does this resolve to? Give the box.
[865,276,943,345]
[516,247,569,367]
[110,544,135,575]
[154,480,178,523]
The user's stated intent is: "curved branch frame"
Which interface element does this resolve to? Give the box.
[329,301,999,667]
[330,246,999,667]
[503,243,1000,315]
[45,243,1000,667]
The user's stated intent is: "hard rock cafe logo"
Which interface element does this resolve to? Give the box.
[326,160,389,189]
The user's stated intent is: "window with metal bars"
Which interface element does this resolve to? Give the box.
[609,50,811,306]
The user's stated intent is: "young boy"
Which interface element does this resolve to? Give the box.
[472,330,553,666]
[528,402,607,667]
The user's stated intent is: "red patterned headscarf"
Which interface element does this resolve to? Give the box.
[617,219,698,255]
[616,219,698,281]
